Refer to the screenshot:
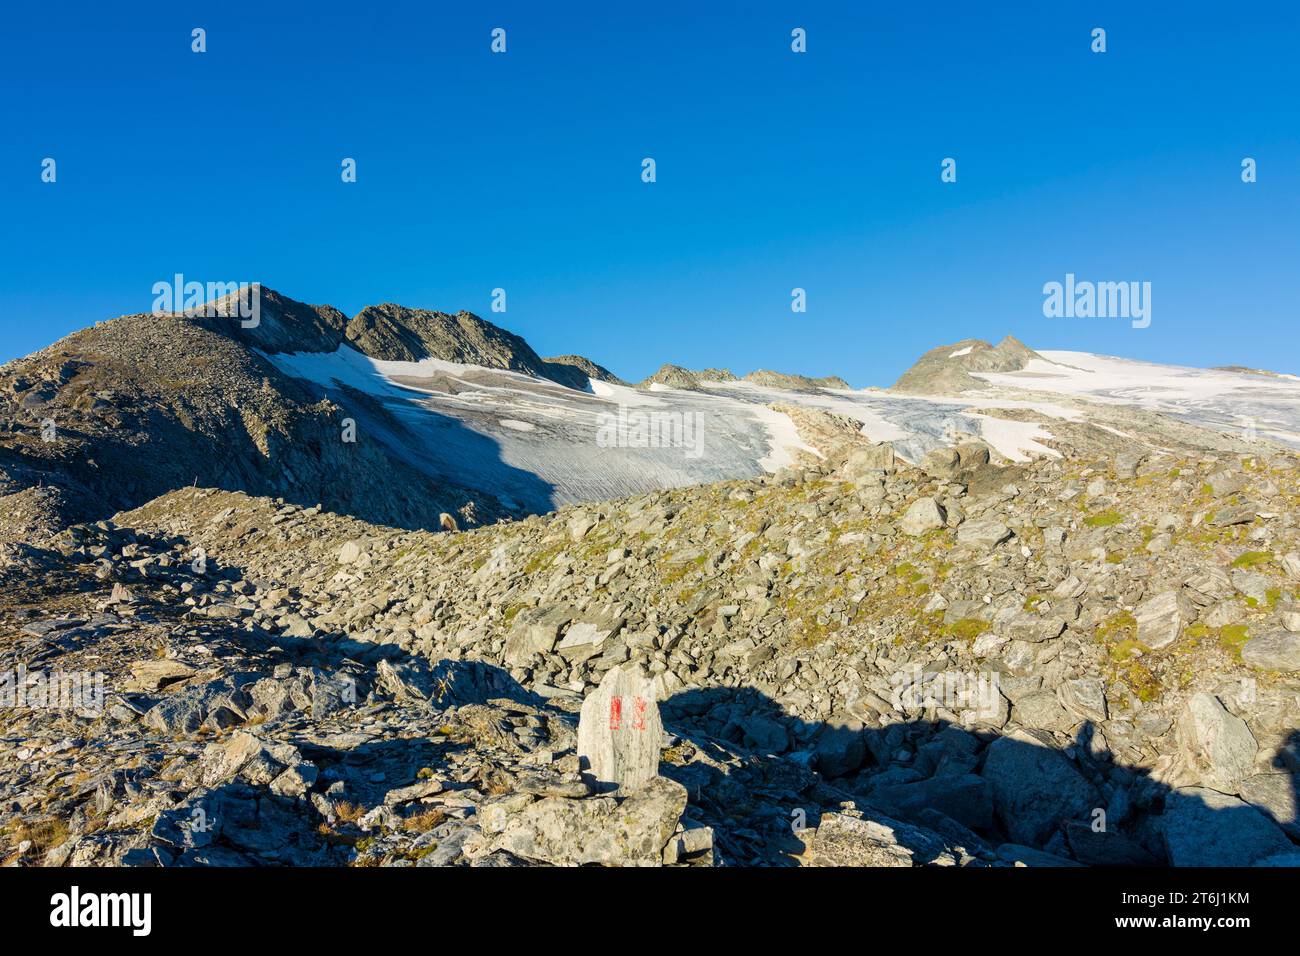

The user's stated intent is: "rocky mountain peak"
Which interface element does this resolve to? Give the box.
[542,354,628,388]
[638,364,851,392]
[892,335,1046,395]
[745,369,852,391]
[342,303,614,391]
[637,364,737,390]
[203,285,349,355]
[344,304,542,369]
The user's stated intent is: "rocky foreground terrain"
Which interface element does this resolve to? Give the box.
[3,426,1300,866]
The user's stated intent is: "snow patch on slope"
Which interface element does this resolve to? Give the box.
[265,347,813,510]
[973,351,1300,448]
[265,343,1299,513]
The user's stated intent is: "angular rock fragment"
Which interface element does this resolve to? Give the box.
[1133,590,1192,651]
[1241,631,1300,672]
[957,519,1012,550]
[981,730,1100,847]
[1176,692,1257,794]
[491,776,687,866]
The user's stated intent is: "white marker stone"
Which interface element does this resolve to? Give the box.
[577,664,662,792]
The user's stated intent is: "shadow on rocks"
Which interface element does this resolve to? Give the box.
[658,685,1300,867]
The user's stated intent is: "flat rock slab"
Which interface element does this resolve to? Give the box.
[957,519,1012,550]
[126,659,196,692]
[491,776,686,866]
[809,812,952,866]
[1134,591,1191,650]
[1241,631,1300,672]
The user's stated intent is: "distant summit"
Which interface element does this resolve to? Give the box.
[637,365,737,390]
[892,335,1043,394]
[542,354,628,388]
[209,285,348,355]
[744,369,851,391]
[1211,365,1294,379]
[637,365,849,392]
[347,304,538,374]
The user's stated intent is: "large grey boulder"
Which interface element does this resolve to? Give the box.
[142,679,249,735]
[842,443,895,479]
[194,731,317,799]
[1206,470,1246,497]
[1160,787,1293,866]
[1209,502,1259,527]
[503,607,569,664]
[197,731,277,787]
[956,441,992,469]
[1134,590,1192,650]
[809,812,952,866]
[1013,690,1076,733]
[957,519,1012,550]
[374,659,432,704]
[900,498,946,536]
[1176,692,1257,794]
[1059,677,1108,722]
[1241,631,1300,672]
[920,447,960,478]
[309,666,356,717]
[555,621,615,663]
[810,814,910,866]
[981,730,1100,846]
[1238,773,1300,838]
[490,776,687,867]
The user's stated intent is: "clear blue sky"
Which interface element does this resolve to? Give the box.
[2,1,1297,384]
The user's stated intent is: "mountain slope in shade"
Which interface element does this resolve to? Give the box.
[0,289,520,541]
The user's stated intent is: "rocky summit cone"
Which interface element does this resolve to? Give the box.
[892,335,1048,394]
